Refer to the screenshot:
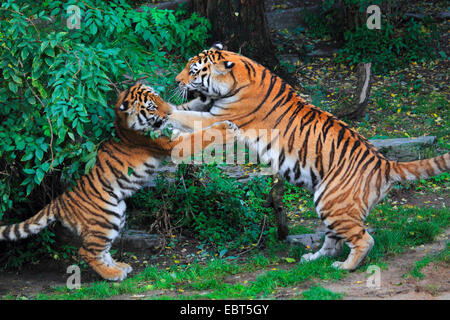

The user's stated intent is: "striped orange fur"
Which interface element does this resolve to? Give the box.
[0,82,237,281]
[169,44,450,271]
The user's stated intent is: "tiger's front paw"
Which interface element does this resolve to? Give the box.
[211,121,240,134]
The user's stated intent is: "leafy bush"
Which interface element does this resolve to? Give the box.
[0,0,210,220]
[336,19,438,72]
[0,0,209,267]
[128,164,274,253]
[301,0,439,72]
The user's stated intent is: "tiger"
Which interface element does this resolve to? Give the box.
[168,43,450,271]
[0,82,238,281]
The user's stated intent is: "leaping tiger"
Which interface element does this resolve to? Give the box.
[168,43,450,271]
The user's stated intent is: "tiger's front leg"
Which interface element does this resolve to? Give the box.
[168,109,225,131]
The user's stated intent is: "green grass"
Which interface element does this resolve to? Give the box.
[301,285,344,300]
[21,200,448,300]
[365,202,449,266]
[32,254,345,300]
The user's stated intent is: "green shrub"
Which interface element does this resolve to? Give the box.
[129,164,274,252]
[301,0,439,72]
[336,20,438,72]
[0,0,209,267]
[0,0,209,218]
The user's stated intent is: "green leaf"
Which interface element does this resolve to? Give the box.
[21,48,29,60]
[23,168,35,175]
[8,82,18,94]
[35,149,44,161]
[90,23,98,35]
[21,152,34,161]
[40,41,49,53]
[45,46,55,57]
[35,168,45,184]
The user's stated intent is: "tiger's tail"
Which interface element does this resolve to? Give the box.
[389,152,450,182]
[0,202,57,241]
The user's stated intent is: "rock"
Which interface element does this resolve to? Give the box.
[113,229,162,252]
[286,233,323,250]
[435,11,450,21]
[306,47,339,58]
[404,12,426,20]
[369,136,437,162]
[288,228,375,249]
[145,164,177,187]
[53,223,162,253]
[279,54,301,65]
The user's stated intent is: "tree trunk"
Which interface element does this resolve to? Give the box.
[264,174,288,240]
[191,0,297,86]
[335,62,372,120]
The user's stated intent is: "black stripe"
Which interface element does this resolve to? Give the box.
[301,109,317,129]
[271,81,287,103]
[274,101,295,128]
[349,140,361,157]
[263,90,292,121]
[260,68,267,86]
[245,73,278,117]
[13,224,21,239]
[338,138,350,164]
[243,60,253,78]
[322,117,335,141]
[310,168,318,189]
[278,148,286,167]
[329,141,335,168]
[336,126,346,148]
[288,125,297,153]
[294,161,301,180]
[237,117,255,129]
[283,102,303,136]
[301,127,311,167]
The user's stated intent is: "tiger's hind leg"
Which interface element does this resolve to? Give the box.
[321,214,374,271]
[79,234,129,281]
[331,227,374,271]
[301,233,344,262]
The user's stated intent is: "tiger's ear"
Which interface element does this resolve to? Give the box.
[224,61,235,69]
[211,42,225,50]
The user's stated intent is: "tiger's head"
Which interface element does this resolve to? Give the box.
[115,82,174,133]
[175,43,252,99]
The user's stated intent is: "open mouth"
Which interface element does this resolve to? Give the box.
[186,88,198,100]
[151,116,168,129]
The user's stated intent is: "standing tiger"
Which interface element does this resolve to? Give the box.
[168,43,450,271]
[0,82,238,281]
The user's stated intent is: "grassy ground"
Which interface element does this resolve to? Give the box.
[1,2,449,300]
[5,195,446,300]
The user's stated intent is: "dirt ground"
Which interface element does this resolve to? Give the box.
[294,230,449,300]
